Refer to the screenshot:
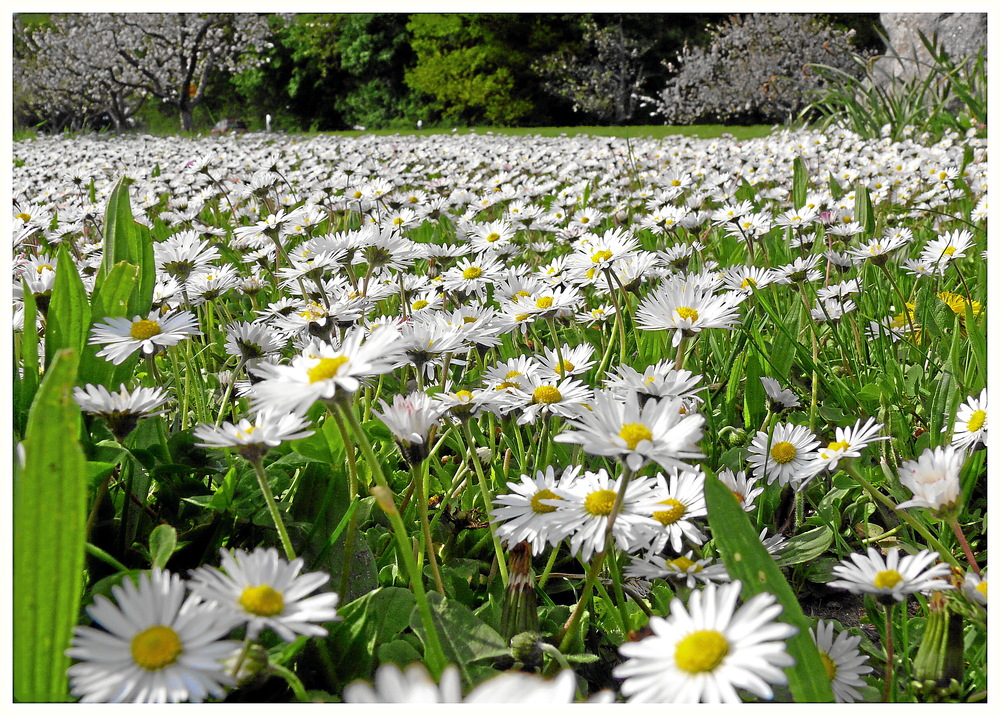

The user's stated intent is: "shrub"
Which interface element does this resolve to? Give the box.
[640,14,863,125]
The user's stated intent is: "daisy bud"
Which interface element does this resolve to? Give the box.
[223,643,270,688]
[509,631,544,669]
[912,596,964,700]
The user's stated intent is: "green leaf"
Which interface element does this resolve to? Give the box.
[705,470,835,703]
[45,245,91,371]
[324,586,416,684]
[377,639,423,668]
[828,173,843,199]
[853,184,875,237]
[16,281,40,436]
[792,156,808,210]
[207,465,239,512]
[97,177,154,317]
[743,351,766,428]
[410,591,508,686]
[148,524,178,570]
[78,261,140,389]
[14,349,87,702]
[774,526,834,567]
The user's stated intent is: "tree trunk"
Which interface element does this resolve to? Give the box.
[180,106,194,132]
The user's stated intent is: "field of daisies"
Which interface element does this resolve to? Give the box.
[12,124,987,704]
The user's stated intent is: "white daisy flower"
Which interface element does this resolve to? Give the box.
[810,619,873,703]
[895,445,966,513]
[187,547,340,642]
[760,376,800,411]
[614,580,797,703]
[814,417,888,473]
[950,388,987,450]
[747,422,822,487]
[511,374,593,425]
[962,568,987,608]
[553,389,705,473]
[828,547,954,603]
[635,275,743,347]
[626,551,730,588]
[491,465,581,555]
[89,310,201,365]
[192,411,314,462]
[73,383,170,440]
[637,467,708,553]
[373,391,447,464]
[716,468,764,512]
[66,569,241,703]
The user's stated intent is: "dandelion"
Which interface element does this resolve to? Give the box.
[614,580,797,703]
[66,569,241,703]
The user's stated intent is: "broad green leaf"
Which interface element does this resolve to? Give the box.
[769,301,801,380]
[963,301,987,386]
[148,524,178,570]
[828,173,843,199]
[16,281,40,437]
[97,177,154,317]
[792,156,808,210]
[410,591,509,686]
[743,350,766,428]
[854,184,875,237]
[705,471,835,703]
[774,526,834,567]
[14,349,87,702]
[324,586,416,684]
[44,245,91,370]
[78,261,140,389]
[377,639,423,668]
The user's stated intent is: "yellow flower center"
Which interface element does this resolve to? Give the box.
[15,212,31,222]
[584,489,617,517]
[505,370,523,379]
[130,319,162,340]
[975,580,987,599]
[966,410,986,433]
[591,249,613,263]
[674,630,729,673]
[874,569,903,589]
[943,246,956,256]
[554,360,575,375]
[462,266,483,280]
[239,584,285,616]
[668,556,699,572]
[411,299,429,310]
[535,296,554,309]
[732,490,745,503]
[675,306,699,322]
[619,422,653,450]
[462,316,477,324]
[770,441,797,464]
[740,277,758,289]
[515,313,531,322]
[130,625,182,671]
[307,356,349,383]
[827,440,850,452]
[393,217,404,226]
[532,385,562,404]
[530,488,560,514]
[653,498,686,526]
[486,232,501,243]
[37,264,53,274]
[820,651,838,681]
[497,381,519,390]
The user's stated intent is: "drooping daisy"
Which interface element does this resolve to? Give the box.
[760,377,800,412]
[614,580,797,703]
[895,445,966,513]
[373,391,447,464]
[248,326,402,415]
[73,383,171,440]
[810,619,873,703]
[605,362,704,404]
[187,547,340,642]
[951,388,987,450]
[814,417,888,473]
[747,422,821,487]
[828,548,954,604]
[545,468,660,562]
[554,389,705,473]
[716,468,764,512]
[491,465,581,555]
[66,569,241,703]
[89,310,201,365]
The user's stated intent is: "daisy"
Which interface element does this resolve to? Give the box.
[760,377,800,412]
[73,383,170,440]
[716,468,764,512]
[810,620,873,703]
[89,310,201,365]
[626,551,730,588]
[747,422,822,487]
[373,391,447,464]
[614,580,797,703]
[248,326,402,415]
[814,417,888,473]
[482,355,541,393]
[605,362,704,403]
[192,411,314,462]
[512,374,593,425]
[895,445,966,513]
[554,389,705,473]
[435,386,518,421]
[536,342,595,378]
[828,548,954,604]
[638,467,708,553]
[545,468,660,562]
[951,388,987,450]
[635,275,743,347]
[66,569,241,703]
[962,568,987,608]
[188,547,340,642]
[491,465,582,555]
[920,229,975,266]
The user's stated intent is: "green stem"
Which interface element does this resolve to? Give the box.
[948,516,981,576]
[883,601,896,702]
[250,457,296,560]
[269,663,308,702]
[85,541,128,572]
[461,420,510,587]
[336,398,390,490]
[328,405,362,599]
[412,460,445,593]
[537,543,561,590]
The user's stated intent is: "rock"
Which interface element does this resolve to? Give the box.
[874,13,986,85]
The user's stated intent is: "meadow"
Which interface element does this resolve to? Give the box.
[11,123,987,703]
